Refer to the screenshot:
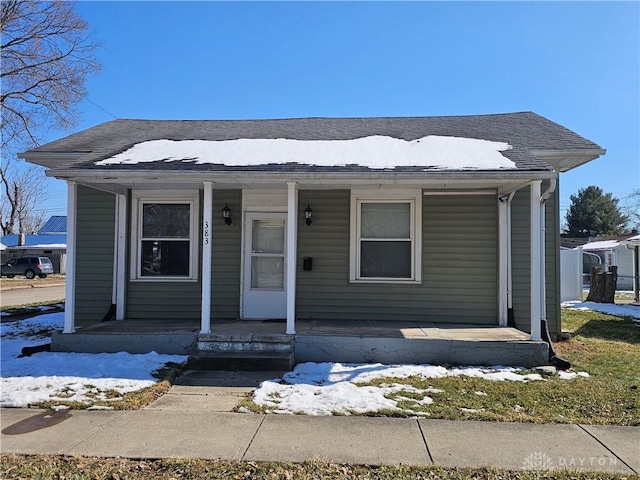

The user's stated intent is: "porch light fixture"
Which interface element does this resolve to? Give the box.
[222,204,232,225]
[304,204,313,226]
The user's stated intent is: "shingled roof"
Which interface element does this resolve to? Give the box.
[22,112,604,173]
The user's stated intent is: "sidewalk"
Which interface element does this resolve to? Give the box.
[1,371,638,474]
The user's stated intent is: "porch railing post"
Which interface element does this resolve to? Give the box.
[201,181,213,334]
[64,181,77,334]
[286,181,297,335]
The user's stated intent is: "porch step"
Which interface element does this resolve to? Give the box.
[186,351,295,371]
[197,333,294,353]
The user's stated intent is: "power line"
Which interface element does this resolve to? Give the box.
[85,96,118,120]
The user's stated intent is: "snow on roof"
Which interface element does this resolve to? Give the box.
[0,234,66,248]
[624,234,640,246]
[12,243,66,249]
[95,136,516,171]
[581,239,621,251]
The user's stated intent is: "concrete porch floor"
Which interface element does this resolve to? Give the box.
[72,318,532,341]
[51,319,550,367]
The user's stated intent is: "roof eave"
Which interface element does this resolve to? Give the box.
[531,149,606,172]
[18,151,89,169]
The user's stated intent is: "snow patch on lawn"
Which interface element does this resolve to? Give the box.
[562,301,640,322]
[1,313,187,408]
[251,362,588,416]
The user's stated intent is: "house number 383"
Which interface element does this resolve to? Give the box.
[203,221,209,245]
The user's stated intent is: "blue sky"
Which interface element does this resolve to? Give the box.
[31,1,640,225]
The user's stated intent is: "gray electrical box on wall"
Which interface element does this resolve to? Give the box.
[303,257,313,271]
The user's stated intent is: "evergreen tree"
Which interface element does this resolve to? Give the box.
[564,186,628,237]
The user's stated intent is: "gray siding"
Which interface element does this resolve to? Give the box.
[547,187,561,336]
[127,282,201,319]
[126,189,241,321]
[75,185,115,326]
[296,191,498,323]
[127,192,202,320]
[112,184,559,330]
[211,190,241,319]
[423,195,498,323]
[511,188,532,332]
[511,182,560,336]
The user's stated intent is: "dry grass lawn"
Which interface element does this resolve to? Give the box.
[0,274,65,290]
[1,455,637,480]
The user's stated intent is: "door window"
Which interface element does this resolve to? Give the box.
[250,219,285,290]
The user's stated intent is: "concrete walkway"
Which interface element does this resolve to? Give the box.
[1,371,638,474]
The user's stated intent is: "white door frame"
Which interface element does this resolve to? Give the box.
[241,212,288,319]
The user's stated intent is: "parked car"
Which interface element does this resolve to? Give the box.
[0,256,54,279]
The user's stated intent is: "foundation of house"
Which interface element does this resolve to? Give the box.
[51,319,550,368]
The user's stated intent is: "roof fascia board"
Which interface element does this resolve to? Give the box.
[531,149,606,172]
[45,169,557,184]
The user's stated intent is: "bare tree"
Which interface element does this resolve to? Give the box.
[1,158,48,235]
[621,189,640,231]
[0,0,100,235]
[1,0,100,149]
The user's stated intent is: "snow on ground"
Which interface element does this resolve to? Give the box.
[95,136,516,170]
[0,313,187,408]
[562,301,640,322]
[2,311,598,414]
[250,362,589,416]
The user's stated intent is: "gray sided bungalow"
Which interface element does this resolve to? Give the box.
[20,112,605,368]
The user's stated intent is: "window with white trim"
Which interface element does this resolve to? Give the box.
[350,191,421,283]
[131,192,199,281]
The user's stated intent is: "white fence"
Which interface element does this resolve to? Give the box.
[560,247,583,302]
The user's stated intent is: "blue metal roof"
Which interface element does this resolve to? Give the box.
[38,216,67,234]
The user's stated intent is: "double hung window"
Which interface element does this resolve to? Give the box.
[131,192,199,281]
[350,191,421,283]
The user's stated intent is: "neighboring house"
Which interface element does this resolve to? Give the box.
[18,112,605,367]
[38,215,67,235]
[581,234,638,290]
[560,237,589,249]
[1,216,67,273]
[561,238,605,286]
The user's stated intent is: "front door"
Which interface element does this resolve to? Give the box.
[242,212,287,319]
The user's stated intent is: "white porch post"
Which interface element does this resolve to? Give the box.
[530,181,542,341]
[286,181,298,335]
[506,193,515,323]
[201,181,213,334]
[498,197,508,326]
[115,194,127,320]
[64,181,77,334]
